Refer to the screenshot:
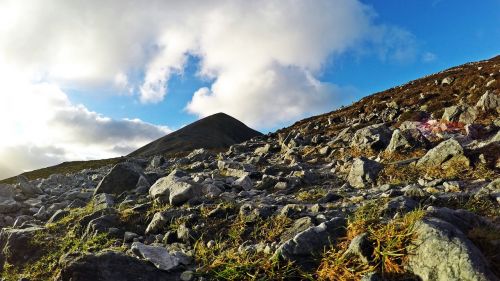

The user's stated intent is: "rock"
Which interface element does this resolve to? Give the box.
[459,106,478,124]
[180,270,194,281]
[232,175,253,191]
[275,217,347,264]
[486,79,496,87]
[441,76,454,85]
[124,232,139,243]
[84,214,120,238]
[0,198,21,214]
[442,105,478,124]
[347,157,383,188]
[0,226,44,267]
[94,163,143,195]
[56,251,176,281]
[150,155,166,169]
[280,216,314,243]
[475,178,500,202]
[442,105,462,122]
[217,160,256,178]
[186,148,215,162]
[476,91,500,112]
[131,242,181,271]
[416,139,468,167]
[318,192,343,203]
[382,196,418,217]
[93,193,115,211]
[386,129,411,152]
[344,233,373,264]
[16,176,43,197]
[149,169,202,206]
[146,212,169,234]
[350,123,392,150]
[407,217,498,281]
[254,144,271,155]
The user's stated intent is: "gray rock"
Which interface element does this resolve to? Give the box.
[476,91,500,112]
[344,233,373,264]
[350,123,392,150]
[0,226,44,267]
[383,196,418,217]
[347,157,383,188]
[254,144,271,155]
[274,217,346,263]
[217,160,256,178]
[416,139,467,167]
[149,169,202,206]
[180,270,194,281]
[232,175,253,191]
[16,176,43,197]
[386,128,428,152]
[407,217,498,281]
[131,242,181,271]
[145,212,169,234]
[150,155,166,168]
[459,106,478,124]
[56,251,176,281]
[186,148,215,162]
[0,198,21,214]
[84,214,120,238]
[386,129,411,152]
[280,216,314,243]
[93,193,115,211]
[94,163,143,195]
[442,105,462,122]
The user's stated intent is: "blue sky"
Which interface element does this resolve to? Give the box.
[69,0,500,132]
[0,0,498,178]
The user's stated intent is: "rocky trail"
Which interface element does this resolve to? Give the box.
[0,56,499,280]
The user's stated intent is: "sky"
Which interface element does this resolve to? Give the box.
[0,0,498,179]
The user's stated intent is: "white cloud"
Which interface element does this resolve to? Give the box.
[0,0,425,177]
[0,72,170,179]
[0,0,422,128]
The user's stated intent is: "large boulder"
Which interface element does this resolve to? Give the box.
[217,160,256,178]
[442,105,478,124]
[94,163,143,195]
[15,176,43,197]
[274,217,346,264]
[350,123,392,150]
[0,226,44,267]
[347,157,383,188]
[407,217,498,281]
[56,251,177,281]
[476,91,500,113]
[131,242,182,271]
[416,139,467,167]
[149,169,202,206]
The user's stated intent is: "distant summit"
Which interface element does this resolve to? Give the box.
[128,112,262,157]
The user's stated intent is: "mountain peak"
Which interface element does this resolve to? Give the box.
[128,112,262,157]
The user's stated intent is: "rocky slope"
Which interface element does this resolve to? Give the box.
[0,56,499,281]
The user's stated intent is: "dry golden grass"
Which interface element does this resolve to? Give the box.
[316,202,426,281]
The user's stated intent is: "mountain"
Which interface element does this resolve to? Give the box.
[0,56,499,281]
[128,112,262,157]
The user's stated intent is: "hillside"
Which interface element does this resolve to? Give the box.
[0,56,499,281]
[0,113,261,184]
[129,112,262,157]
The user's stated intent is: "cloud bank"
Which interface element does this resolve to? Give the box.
[0,0,421,177]
[0,75,170,179]
[0,0,420,127]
